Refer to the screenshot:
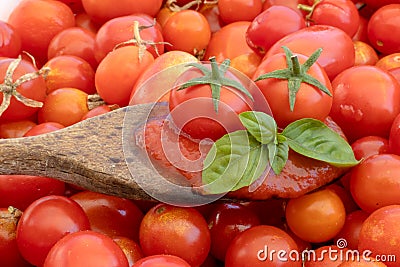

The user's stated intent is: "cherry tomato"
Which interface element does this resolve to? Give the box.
[0,21,21,58]
[47,27,97,70]
[204,21,254,62]
[230,52,261,78]
[264,25,355,80]
[94,14,165,63]
[350,154,400,213]
[225,225,301,267]
[299,0,360,37]
[0,120,36,138]
[199,3,224,33]
[139,204,211,267]
[44,55,96,94]
[8,0,75,64]
[218,0,263,24]
[367,4,400,55]
[351,136,390,160]
[363,0,400,11]
[253,51,332,128]
[44,230,129,267]
[375,53,400,71]
[133,255,191,267]
[326,184,359,214]
[354,41,379,66]
[262,0,308,16]
[163,10,211,57]
[57,0,85,13]
[81,105,113,120]
[95,45,154,106]
[352,16,370,43]
[334,210,369,250]
[70,191,144,241]
[168,62,253,141]
[285,188,346,243]
[0,58,47,122]
[246,5,306,56]
[207,203,261,261]
[130,50,198,105]
[23,122,65,136]
[329,66,400,143]
[81,0,163,24]
[16,195,90,266]
[0,175,65,210]
[38,88,89,126]
[358,205,400,267]
[0,208,31,267]
[113,236,144,266]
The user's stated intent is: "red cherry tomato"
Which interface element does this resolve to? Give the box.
[139,204,211,267]
[218,0,263,24]
[246,5,306,56]
[23,122,65,136]
[300,0,360,37]
[0,175,65,211]
[8,0,75,64]
[81,0,163,25]
[0,21,21,58]
[44,55,96,94]
[168,63,253,141]
[95,46,154,107]
[132,255,191,267]
[367,4,400,55]
[0,120,36,138]
[47,27,97,70]
[225,225,301,267]
[353,41,379,66]
[16,195,90,266]
[375,53,400,71]
[94,14,164,63]
[351,136,390,160]
[113,236,144,266]
[329,66,400,143]
[253,52,332,128]
[358,205,400,267]
[389,113,400,155]
[81,105,113,120]
[44,230,129,267]
[350,154,400,213]
[207,203,261,261]
[0,58,47,122]
[70,191,144,241]
[264,25,355,80]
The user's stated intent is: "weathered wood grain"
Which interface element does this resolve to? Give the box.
[0,103,165,200]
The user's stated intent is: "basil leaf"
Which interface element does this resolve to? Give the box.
[239,111,277,144]
[282,118,360,167]
[202,130,269,194]
[269,137,289,174]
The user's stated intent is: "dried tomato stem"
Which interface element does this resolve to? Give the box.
[166,0,203,11]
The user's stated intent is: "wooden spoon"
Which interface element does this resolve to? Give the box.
[0,102,166,201]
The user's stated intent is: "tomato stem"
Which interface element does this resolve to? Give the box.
[291,56,301,76]
[177,57,254,113]
[0,56,49,117]
[166,0,202,12]
[297,0,322,22]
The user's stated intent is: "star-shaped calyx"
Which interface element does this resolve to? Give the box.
[178,57,254,113]
[255,46,332,111]
[0,56,49,116]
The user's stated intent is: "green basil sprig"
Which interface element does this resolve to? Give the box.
[202,111,360,194]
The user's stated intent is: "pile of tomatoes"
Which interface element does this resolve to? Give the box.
[1,0,400,266]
